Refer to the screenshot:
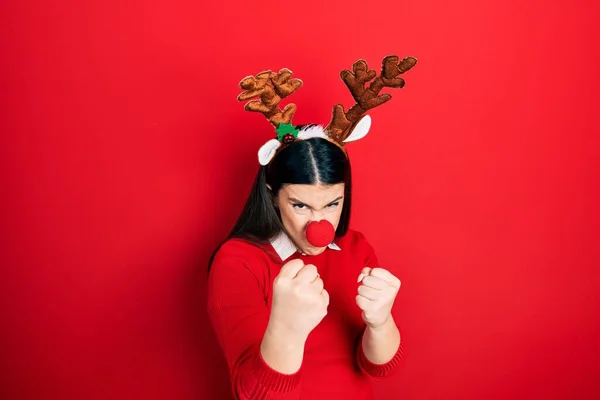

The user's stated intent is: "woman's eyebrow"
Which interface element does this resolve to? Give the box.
[327,196,344,206]
[288,197,308,205]
[326,196,343,205]
[288,196,343,207]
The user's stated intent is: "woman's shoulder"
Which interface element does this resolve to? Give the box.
[337,228,376,249]
[213,237,271,261]
[338,228,379,266]
[210,237,274,275]
[207,238,273,306]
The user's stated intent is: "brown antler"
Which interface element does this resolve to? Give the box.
[237,69,303,128]
[326,55,417,142]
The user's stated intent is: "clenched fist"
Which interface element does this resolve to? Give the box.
[268,259,329,341]
[356,267,401,329]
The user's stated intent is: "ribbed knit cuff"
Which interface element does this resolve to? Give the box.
[247,347,302,392]
[356,337,403,379]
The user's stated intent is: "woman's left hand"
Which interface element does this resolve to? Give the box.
[356,267,401,329]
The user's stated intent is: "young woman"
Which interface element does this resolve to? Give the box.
[207,55,416,399]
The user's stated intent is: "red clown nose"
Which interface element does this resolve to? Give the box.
[305,220,335,248]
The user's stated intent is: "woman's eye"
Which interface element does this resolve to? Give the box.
[327,202,340,208]
[293,203,306,209]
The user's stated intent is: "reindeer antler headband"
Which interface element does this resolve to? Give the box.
[237,55,418,165]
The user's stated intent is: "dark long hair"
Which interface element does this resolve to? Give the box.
[208,132,352,271]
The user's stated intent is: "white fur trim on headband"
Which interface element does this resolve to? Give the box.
[258,138,281,165]
[257,118,372,165]
[343,115,371,143]
[297,125,329,140]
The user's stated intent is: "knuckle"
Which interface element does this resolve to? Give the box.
[284,259,302,269]
[304,264,317,274]
[291,283,304,296]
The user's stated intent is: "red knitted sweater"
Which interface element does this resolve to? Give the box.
[207,229,402,399]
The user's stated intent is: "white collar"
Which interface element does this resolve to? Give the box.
[269,230,341,261]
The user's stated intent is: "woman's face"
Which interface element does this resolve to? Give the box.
[274,183,345,256]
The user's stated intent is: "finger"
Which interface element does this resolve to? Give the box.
[296,264,319,283]
[357,267,372,283]
[279,259,305,278]
[357,285,380,300]
[360,275,388,290]
[370,268,401,288]
[321,289,330,307]
[355,294,372,311]
[311,276,324,293]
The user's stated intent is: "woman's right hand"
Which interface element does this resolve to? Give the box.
[267,259,329,343]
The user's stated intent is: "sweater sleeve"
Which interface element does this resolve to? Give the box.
[207,242,302,399]
[356,330,403,380]
[355,232,404,380]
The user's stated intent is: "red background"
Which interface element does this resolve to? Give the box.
[1,1,599,399]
